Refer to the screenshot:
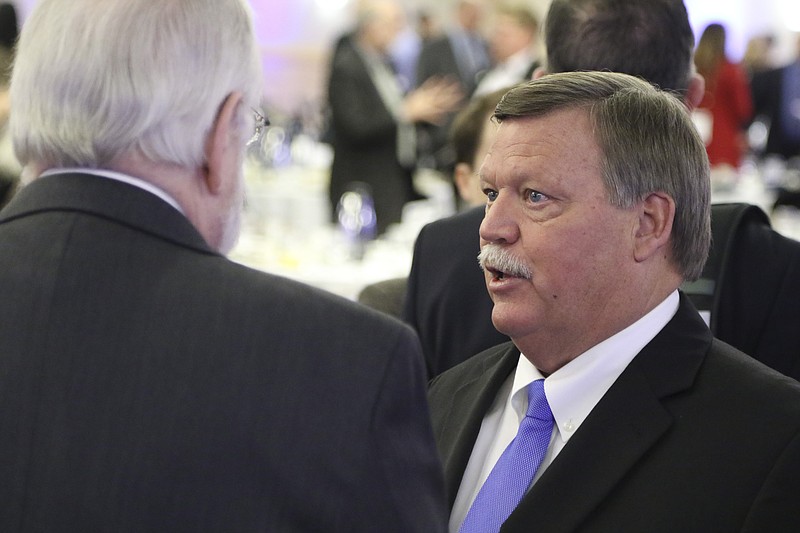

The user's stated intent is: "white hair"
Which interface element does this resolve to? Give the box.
[10,0,263,170]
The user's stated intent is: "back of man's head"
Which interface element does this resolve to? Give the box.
[10,0,263,171]
[544,0,695,94]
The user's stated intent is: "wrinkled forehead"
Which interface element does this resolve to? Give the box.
[482,109,604,186]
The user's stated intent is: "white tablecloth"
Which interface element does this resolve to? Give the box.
[229,160,454,300]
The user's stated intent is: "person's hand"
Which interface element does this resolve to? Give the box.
[403,77,463,125]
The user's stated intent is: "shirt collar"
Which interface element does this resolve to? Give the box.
[513,290,680,443]
[39,167,185,214]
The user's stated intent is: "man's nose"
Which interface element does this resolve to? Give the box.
[479,193,520,245]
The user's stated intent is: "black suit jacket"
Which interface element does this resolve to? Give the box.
[410,203,800,382]
[415,33,490,174]
[0,174,447,532]
[403,206,508,378]
[415,35,465,173]
[708,204,800,380]
[327,41,417,234]
[429,294,800,531]
[416,35,479,96]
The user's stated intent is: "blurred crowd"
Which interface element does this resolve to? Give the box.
[325,0,543,234]
[321,0,800,234]
[695,23,800,170]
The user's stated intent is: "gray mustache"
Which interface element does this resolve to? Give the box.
[478,244,533,280]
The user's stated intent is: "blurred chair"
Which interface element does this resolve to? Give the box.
[357,277,408,319]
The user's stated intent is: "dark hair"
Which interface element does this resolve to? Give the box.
[449,87,508,166]
[495,71,711,280]
[544,0,695,94]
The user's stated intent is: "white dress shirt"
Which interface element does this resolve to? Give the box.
[39,168,184,214]
[473,48,538,97]
[449,291,680,532]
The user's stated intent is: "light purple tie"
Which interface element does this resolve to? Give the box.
[459,379,554,533]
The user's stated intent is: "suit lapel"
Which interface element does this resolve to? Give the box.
[502,295,711,532]
[431,342,520,508]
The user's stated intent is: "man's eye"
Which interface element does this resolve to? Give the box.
[485,189,498,202]
[527,190,547,203]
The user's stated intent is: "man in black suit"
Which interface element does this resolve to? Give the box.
[407,0,800,382]
[405,88,511,377]
[430,69,800,533]
[417,0,490,99]
[415,0,490,172]
[405,0,705,379]
[327,0,460,234]
[0,0,447,530]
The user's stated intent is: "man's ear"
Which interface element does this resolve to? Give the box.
[685,72,705,111]
[454,162,474,202]
[634,192,675,263]
[532,66,548,80]
[204,92,244,195]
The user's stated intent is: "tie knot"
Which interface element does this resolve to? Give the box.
[526,379,553,422]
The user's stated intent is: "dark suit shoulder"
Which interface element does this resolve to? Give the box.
[714,213,800,379]
[420,206,484,237]
[417,35,457,77]
[419,35,454,57]
[703,337,800,404]
[414,206,484,256]
[429,341,516,394]
[218,258,419,346]
[406,206,506,377]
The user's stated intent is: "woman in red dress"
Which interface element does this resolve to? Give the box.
[694,23,753,169]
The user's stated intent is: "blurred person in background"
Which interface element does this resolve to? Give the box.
[416,0,491,173]
[327,0,462,235]
[751,33,800,160]
[694,23,753,170]
[450,88,510,209]
[416,9,439,44]
[0,0,449,529]
[417,0,490,101]
[472,3,540,97]
[405,87,511,378]
[742,33,776,78]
